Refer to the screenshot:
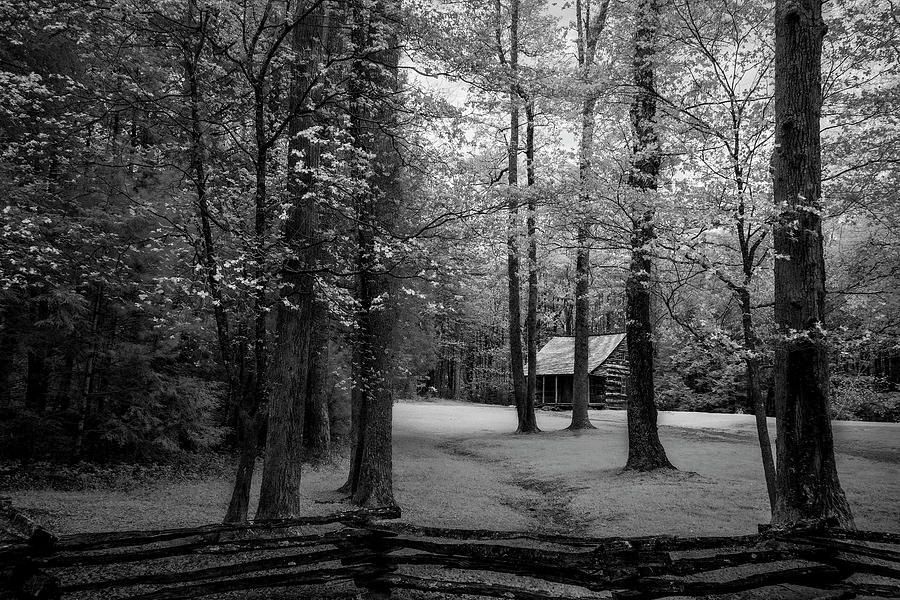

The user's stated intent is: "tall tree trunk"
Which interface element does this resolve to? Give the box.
[255,3,328,520]
[500,0,528,428]
[225,175,269,522]
[248,85,270,509]
[728,111,778,514]
[348,0,401,508]
[224,64,272,522]
[569,0,609,430]
[304,301,332,462]
[624,0,672,471]
[225,377,259,523]
[73,285,103,461]
[736,275,777,512]
[177,1,256,523]
[736,287,777,512]
[521,97,540,433]
[352,255,396,507]
[256,297,309,519]
[339,341,363,495]
[570,96,596,430]
[771,0,853,528]
[183,7,232,390]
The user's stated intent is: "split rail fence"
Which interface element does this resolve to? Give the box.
[2,505,899,599]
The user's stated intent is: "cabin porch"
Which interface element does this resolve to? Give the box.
[536,374,606,408]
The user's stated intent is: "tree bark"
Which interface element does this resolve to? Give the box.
[568,0,609,430]
[184,13,232,390]
[256,299,309,520]
[304,301,331,462]
[73,284,103,461]
[500,0,528,428]
[221,82,271,521]
[570,94,596,430]
[624,0,672,471]
[521,97,540,433]
[218,36,276,519]
[771,0,853,528]
[728,105,778,514]
[255,3,328,520]
[338,341,363,495]
[176,1,259,523]
[739,287,777,514]
[348,0,401,508]
[250,84,270,511]
[352,218,396,507]
[225,384,259,524]
[571,223,593,429]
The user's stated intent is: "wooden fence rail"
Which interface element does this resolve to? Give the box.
[1,506,898,600]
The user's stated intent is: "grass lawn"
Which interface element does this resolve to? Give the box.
[8,400,899,536]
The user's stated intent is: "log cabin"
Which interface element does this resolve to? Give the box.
[535,333,628,409]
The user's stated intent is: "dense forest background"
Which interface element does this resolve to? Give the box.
[2,0,898,471]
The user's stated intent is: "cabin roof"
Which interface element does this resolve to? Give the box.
[535,333,626,375]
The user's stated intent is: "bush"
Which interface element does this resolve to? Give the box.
[831,375,900,422]
[657,343,745,413]
[0,374,228,464]
[0,454,230,491]
[83,375,228,462]
[0,408,71,462]
[656,376,693,411]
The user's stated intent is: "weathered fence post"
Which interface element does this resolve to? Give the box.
[340,526,396,599]
[1,497,60,599]
[9,560,61,600]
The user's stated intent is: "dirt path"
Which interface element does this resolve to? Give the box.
[434,437,590,534]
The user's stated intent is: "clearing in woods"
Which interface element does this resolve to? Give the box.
[9,401,899,536]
